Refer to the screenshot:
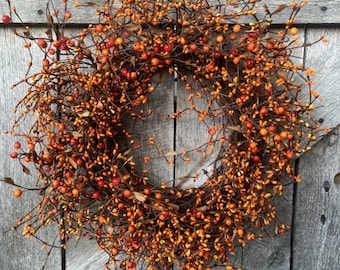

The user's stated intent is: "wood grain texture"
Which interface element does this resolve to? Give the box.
[127,71,175,185]
[0,27,60,270]
[66,72,175,269]
[0,0,339,25]
[0,0,108,24]
[225,26,305,270]
[303,27,340,135]
[174,76,222,189]
[293,126,340,269]
[226,182,294,270]
[1,0,340,269]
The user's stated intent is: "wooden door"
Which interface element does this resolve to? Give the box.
[0,1,339,269]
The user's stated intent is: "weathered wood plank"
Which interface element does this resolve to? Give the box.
[228,181,293,270]
[174,73,294,270]
[227,26,302,269]
[0,26,61,270]
[293,126,340,269]
[66,72,175,269]
[174,77,221,189]
[0,0,339,25]
[303,26,340,136]
[0,0,108,24]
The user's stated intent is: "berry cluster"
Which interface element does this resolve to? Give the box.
[4,0,326,269]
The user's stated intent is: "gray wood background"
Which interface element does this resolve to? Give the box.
[0,0,339,269]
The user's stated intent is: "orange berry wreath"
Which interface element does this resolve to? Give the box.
[2,0,326,269]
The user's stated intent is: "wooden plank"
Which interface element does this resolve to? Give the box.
[227,181,293,269]
[174,76,221,189]
[174,75,294,269]
[226,26,306,269]
[173,24,313,269]
[293,126,340,269]
[0,0,108,24]
[127,71,176,185]
[303,26,340,137]
[66,72,175,269]
[0,26,61,269]
[0,0,339,25]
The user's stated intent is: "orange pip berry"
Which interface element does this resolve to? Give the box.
[216,34,224,43]
[233,24,241,33]
[288,27,298,35]
[64,11,72,19]
[259,128,268,136]
[13,189,23,198]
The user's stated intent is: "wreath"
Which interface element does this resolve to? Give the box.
[2,0,326,269]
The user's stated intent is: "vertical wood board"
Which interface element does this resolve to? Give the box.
[303,27,340,135]
[1,0,340,24]
[0,0,340,269]
[293,126,340,269]
[66,72,175,269]
[0,27,60,270]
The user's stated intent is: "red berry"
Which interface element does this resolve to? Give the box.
[13,142,21,149]
[208,126,217,136]
[111,177,121,185]
[58,123,66,131]
[111,247,119,256]
[93,191,100,199]
[10,152,18,158]
[38,39,48,49]
[163,44,172,52]
[247,42,256,52]
[286,151,294,159]
[52,40,61,48]
[214,52,221,58]
[249,32,260,39]
[189,43,197,51]
[240,94,247,102]
[260,107,268,116]
[60,43,68,50]
[42,59,50,67]
[141,51,150,60]
[123,190,131,198]
[2,15,10,24]
[231,49,238,56]
[252,156,260,163]
[70,137,78,145]
[52,180,60,188]
[65,171,73,178]
[159,211,170,220]
[245,121,253,129]
[137,209,144,217]
[64,11,72,19]
[107,40,115,48]
[121,68,129,77]
[97,179,105,186]
[153,45,161,53]
[245,59,254,68]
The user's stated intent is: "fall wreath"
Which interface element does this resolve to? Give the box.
[2,0,326,269]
